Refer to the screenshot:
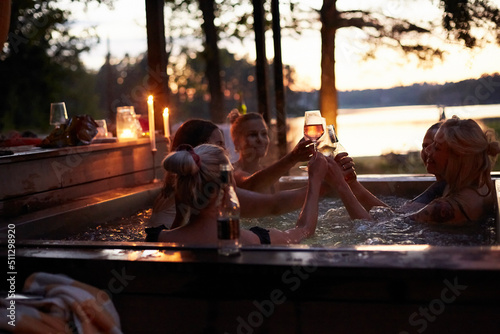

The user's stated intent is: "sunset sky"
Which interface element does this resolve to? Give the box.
[64,0,500,92]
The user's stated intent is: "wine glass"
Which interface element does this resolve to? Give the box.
[49,102,68,128]
[303,111,325,151]
[95,119,108,138]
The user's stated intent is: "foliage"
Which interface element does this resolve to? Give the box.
[0,0,103,133]
[94,45,311,126]
[441,0,500,47]
[98,47,259,124]
[315,0,500,65]
[2,0,500,133]
[161,0,311,122]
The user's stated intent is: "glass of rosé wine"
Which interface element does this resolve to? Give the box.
[303,111,325,152]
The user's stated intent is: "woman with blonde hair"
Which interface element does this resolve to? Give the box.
[329,116,500,225]
[150,143,328,245]
[228,110,313,193]
[409,116,500,224]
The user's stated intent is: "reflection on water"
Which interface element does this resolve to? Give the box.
[288,104,500,157]
[62,197,497,247]
[62,209,151,241]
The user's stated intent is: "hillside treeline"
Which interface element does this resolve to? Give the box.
[338,73,500,109]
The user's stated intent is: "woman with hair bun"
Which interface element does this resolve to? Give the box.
[151,144,328,245]
[228,110,313,193]
[326,116,500,225]
[150,118,326,230]
[409,116,500,224]
[150,119,226,228]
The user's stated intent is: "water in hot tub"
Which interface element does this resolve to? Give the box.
[63,196,497,246]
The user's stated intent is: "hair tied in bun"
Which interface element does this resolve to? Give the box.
[487,141,500,157]
[176,144,201,168]
[227,109,241,124]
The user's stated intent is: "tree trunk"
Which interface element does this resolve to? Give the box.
[0,0,11,45]
[199,0,225,123]
[271,0,287,159]
[320,0,338,130]
[145,0,170,133]
[253,0,270,124]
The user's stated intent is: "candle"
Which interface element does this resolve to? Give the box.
[119,129,135,139]
[163,108,170,137]
[148,95,156,151]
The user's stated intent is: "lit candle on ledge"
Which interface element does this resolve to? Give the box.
[119,129,136,139]
[163,107,170,138]
[147,95,156,151]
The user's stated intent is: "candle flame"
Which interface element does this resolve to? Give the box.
[148,95,153,103]
[163,108,169,116]
[119,129,135,139]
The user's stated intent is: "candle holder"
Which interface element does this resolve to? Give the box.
[151,149,160,183]
[116,106,141,141]
[147,96,159,183]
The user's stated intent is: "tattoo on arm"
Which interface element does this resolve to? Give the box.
[427,199,455,223]
[411,199,456,223]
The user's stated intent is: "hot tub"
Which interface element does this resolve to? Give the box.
[2,175,500,333]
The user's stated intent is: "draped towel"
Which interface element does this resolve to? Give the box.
[1,272,122,334]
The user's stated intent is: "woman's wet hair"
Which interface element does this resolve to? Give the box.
[162,144,230,211]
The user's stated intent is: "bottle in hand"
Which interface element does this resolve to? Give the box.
[217,164,241,256]
[318,125,342,156]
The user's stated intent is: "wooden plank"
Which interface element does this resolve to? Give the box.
[0,138,168,218]
[0,169,162,218]
[1,139,167,199]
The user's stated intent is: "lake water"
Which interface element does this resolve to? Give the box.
[287,104,500,157]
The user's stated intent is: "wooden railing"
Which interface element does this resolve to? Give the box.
[0,138,168,219]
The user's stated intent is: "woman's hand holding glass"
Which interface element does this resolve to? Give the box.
[290,137,315,162]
